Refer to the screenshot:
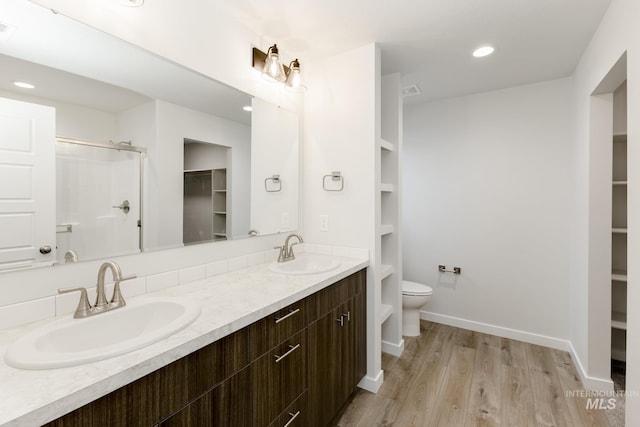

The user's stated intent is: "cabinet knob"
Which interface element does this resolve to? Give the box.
[39,245,52,254]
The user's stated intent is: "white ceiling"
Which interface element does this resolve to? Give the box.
[217,0,613,104]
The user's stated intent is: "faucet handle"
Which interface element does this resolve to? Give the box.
[58,287,92,318]
[274,245,286,262]
[110,274,137,307]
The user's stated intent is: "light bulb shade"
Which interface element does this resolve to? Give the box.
[262,44,286,83]
[285,59,307,93]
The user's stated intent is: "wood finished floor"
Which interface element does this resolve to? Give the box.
[333,321,611,427]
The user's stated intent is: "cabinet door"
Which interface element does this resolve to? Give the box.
[252,330,307,427]
[308,306,345,427]
[158,367,251,427]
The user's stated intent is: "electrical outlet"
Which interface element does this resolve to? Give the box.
[320,214,329,232]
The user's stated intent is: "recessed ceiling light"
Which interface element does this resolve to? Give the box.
[473,46,495,58]
[0,22,17,42]
[243,105,252,112]
[13,81,35,89]
[117,0,144,6]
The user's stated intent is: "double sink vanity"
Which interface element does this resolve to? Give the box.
[0,248,369,426]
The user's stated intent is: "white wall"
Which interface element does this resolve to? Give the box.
[0,89,118,141]
[303,43,381,389]
[403,78,572,343]
[568,0,640,423]
[153,100,251,248]
[251,98,299,235]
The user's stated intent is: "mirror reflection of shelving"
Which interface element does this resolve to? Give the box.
[611,81,627,363]
[183,141,229,245]
[212,168,228,240]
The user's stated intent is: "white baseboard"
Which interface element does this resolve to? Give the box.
[358,369,384,393]
[420,310,571,351]
[567,341,614,392]
[381,339,405,357]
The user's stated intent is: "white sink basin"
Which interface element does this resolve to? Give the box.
[5,298,200,370]
[269,255,341,275]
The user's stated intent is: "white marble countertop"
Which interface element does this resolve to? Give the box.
[0,255,368,426]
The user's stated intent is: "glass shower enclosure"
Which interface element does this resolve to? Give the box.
[55,137,145,263]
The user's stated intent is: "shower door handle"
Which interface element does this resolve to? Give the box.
[112,200,130,214]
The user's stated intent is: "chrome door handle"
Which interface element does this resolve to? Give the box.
[275,308,300,324]
[274,343,300,363]
[112,200,130,214]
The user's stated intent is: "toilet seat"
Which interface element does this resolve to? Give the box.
[402,280,433,296]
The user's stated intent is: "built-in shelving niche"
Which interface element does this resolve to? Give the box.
[610,82,627,364]
[377,72,403,355]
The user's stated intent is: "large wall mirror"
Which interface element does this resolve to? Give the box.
[0,0,299,271]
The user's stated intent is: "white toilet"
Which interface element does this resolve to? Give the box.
[402,280,433,337]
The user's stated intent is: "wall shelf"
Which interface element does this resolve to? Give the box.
[612,311,627,330]
[380,224,394,236]
[380,183,394,192]
[611,273,627,282]
[380,304,393,325]
[613,181,627,186]
[381,264,393,280]
[380,138,394,152]
[612,228,627,234]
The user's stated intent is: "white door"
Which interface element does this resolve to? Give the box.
[0,97,56,270]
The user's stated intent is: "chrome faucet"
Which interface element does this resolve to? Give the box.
[58,261,136,318]
[275,233,303,262]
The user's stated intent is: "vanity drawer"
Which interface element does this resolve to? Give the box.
[268,391,308,427]
[158,366,251,427]
[250,298,308,360]
[252,330,307,427]
[309,269,365,321]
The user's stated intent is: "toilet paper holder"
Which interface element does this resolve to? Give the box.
[438,265,461,274]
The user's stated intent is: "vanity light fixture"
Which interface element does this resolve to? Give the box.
[284,58,307,93]
[252,45,307,92]
[261,44,286,82]
[472,45,495,58]
[13,81,35,89]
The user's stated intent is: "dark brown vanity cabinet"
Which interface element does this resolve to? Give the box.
[44,269,366,427]
[307,270,367,427]
[43,329,250,427]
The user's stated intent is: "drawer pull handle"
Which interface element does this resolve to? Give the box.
[283,410,301,427]
[275,308,300,324]
[342,311,351,322]
[337,316,344,327]
[274,343,300,363]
